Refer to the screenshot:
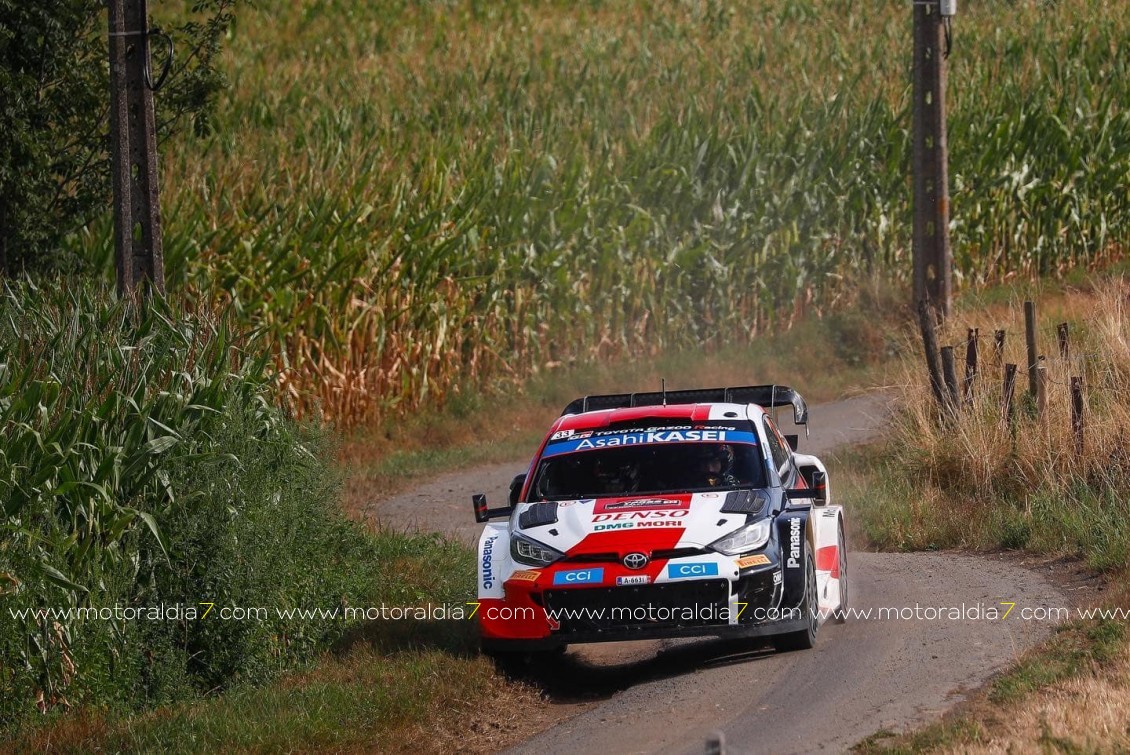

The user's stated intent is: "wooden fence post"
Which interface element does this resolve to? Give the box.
[964,327,978,405]
[994,329,1006,365]
[1057,322,1070,361]
[1071,376,1084,454]
[1025,300,1038,398]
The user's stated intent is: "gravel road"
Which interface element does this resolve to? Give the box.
[366,393,1067,754]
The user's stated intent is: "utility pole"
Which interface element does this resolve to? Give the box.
[911,0,953,321]
[108,0,165,297]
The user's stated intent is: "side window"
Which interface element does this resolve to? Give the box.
[762,417,792,479]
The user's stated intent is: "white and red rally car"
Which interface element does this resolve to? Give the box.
[471,385,847,655]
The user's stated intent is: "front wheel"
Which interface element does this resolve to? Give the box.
[773,555,818,652]
[833,525,849,624]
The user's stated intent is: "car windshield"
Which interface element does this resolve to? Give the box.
[529,442,766,500]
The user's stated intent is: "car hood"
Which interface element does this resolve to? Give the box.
[513,492,765,556]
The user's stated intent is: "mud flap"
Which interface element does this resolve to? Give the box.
[777,510,811,613]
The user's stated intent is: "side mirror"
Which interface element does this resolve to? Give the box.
[785,470,828,506]
[785,434,799,452]
[811,470,827,506]
[509,473,527,506]
[472,493,489,523]
[471,493,513,523]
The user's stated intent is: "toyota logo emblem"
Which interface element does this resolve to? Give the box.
[623,552,649,570]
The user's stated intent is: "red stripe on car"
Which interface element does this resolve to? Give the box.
[816,545,840,578]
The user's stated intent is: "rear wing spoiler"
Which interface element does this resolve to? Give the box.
[561,384,809,426]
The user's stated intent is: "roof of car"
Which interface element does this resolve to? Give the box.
[560,385,808,425]
[553,402,764,433]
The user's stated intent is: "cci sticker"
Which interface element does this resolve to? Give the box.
[667,562,720,579]
[553,568,604,586]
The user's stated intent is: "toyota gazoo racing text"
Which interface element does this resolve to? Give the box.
[469,384,848,655]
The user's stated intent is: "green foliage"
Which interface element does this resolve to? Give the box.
[0,0,242,273]
[0,280,454,727]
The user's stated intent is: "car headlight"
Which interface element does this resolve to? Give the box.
[709,518,773,556]
[511,532,565,566]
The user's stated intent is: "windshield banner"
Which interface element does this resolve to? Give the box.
[542,428,759,457]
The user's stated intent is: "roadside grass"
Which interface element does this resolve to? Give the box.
[1,531,549,754]
[4,639,545,754]
[988,618,1125,705]
[852,616,1130,754]
[844,276,1130,752]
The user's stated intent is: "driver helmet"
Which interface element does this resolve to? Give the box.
[694,444,735,486]
[592,454,639,494]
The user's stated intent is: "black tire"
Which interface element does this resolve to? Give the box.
[833,523,849,624]
[773,554,819,652]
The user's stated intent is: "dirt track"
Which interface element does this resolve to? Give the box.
[367,394,1067,754]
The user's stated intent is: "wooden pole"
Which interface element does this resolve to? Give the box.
[1024,300,1038,398]
[918,299,947,411]
[109,0,165,297]
[911,0,952,322]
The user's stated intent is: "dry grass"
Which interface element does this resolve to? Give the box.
[850,276,1130,753]
[857,277,1130,568]
[941,647,1130,754]
[853,602,1130,754]
[901,281,1130,488]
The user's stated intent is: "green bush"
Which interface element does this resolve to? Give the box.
[0,280,440,726]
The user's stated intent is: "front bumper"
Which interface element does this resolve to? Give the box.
[480,563,805,651]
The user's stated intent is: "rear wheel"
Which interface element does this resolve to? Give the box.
[773,555,818,652]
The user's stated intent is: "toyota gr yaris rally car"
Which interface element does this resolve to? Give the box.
[470,385,848,656]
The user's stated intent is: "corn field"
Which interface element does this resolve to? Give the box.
[69,0,1130,427]
[0,280,402,724]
